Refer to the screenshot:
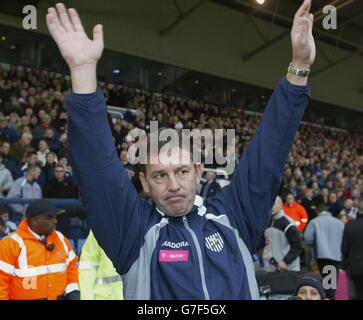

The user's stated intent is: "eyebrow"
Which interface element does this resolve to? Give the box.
[150,165,190,177]
[175,165,190,172]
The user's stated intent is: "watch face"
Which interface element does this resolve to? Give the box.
[288,65,309,77]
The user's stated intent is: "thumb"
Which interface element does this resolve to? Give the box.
[93,24,104,46]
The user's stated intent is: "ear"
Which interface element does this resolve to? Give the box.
[28,217,37,227]
[139,171,150,195]
[194,163,202,185]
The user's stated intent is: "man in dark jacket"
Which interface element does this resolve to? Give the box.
[342,199,363,300]
[46,0,315,299]
[263,196,303,272]
[43,164,80,237]
[200,171,221,199]
[43,164,78,199]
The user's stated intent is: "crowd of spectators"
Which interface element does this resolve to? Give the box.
[0,63,362,256]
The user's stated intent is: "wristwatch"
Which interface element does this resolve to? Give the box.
[287,62,310,77]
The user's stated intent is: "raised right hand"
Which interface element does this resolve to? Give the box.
[46,3,104,71]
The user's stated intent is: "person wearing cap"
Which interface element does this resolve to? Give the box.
[294,272,325,300]
[0,199,80,300]
[304,195,344,300]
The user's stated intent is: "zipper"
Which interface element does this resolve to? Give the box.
[182,216,210,300]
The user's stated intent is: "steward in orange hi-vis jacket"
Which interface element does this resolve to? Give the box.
[0,200,79,300]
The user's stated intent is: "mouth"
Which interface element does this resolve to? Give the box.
[166,195,186,202]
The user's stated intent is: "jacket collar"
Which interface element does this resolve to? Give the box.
[16,219,55,241]
[156,195,204,218]
[319,211,332,217]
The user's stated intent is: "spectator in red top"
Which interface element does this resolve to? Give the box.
[283,193,309,232]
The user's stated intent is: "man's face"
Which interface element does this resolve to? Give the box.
[43,114,51,126]
[21,116,29,127]
[329,193,337,203]
[45,129,54,138]
[0,212,9,223]
[54,167,65,181]
[2,143,10,155]
[28,167,41,180]
[297,286,321,300]
[22,135,32,146]
[27,154,38,165]
[344,199,353,209]
[139,148,201,217]
[286,195,295,205]
[59,157,68,167]
[306,189,313,198]
[294,169,302,178]
[39,141,48,152]
[30,214,57,236]
[38,110,46,119]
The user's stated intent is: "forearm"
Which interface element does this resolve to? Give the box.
[66,88,148,275]
[219,77,310,250]
[70,64,97,94]
[284,244,303,264]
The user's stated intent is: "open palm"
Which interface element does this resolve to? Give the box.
[291,0,316,68]
[46,3,104,70]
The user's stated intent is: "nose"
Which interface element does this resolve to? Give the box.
[167,174,181,192]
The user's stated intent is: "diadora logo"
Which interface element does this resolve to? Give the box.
[205,232,224,253]
[161,241,189,249]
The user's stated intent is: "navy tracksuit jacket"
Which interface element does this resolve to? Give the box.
[66,78,310,299]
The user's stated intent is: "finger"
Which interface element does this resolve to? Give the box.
[296,0,311,18]
[47,7,65,34]
[46,13,64,43]
[68,8,85,32]
[55,3,75,32]
[93,24,104,46]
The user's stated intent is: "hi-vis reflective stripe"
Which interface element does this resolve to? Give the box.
[56,231,69,255]
[0,260,15,276]
[64,282,79,294]
[10,233,27,269]
[14,263,67,277]
[95,275,122,285]
[66,251,77,265]
[78,261,99,270]
[55,231,76,265]
[301,219,308,223]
